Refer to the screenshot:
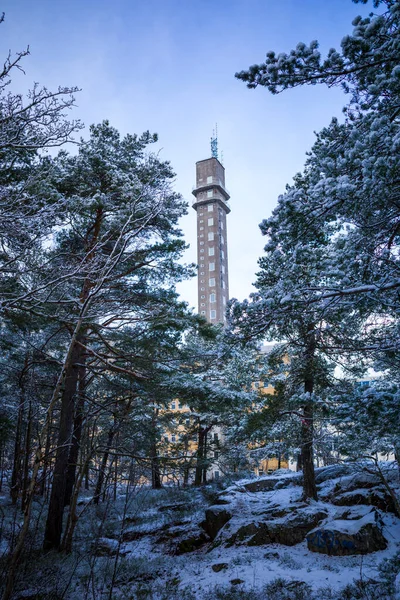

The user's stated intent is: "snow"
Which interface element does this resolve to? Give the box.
[112,469,400,597]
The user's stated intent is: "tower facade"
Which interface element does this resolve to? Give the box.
[192,157,230,323]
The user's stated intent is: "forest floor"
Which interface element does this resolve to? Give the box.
[1,463,400,599]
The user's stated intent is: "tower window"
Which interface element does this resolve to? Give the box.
[221,280,225,288]
[221,235,224,244]
[208,247,215,256]
[223,296,226,305]
[220,221,224,229]
[208,203,213,211]
[208,232,214,241]
[209,278,215,286]
[200,220,204,223]
[201,295,205,299]
[210,310,216,319]
[200,303,205,306]
[221,250,225,259]
[200,241,204,245]
[207,190,213,198]
[201,287,205,291]
[221,265,225,274]
[208,218,214,226]
[209,263,215,271]
[207,176,212,183]
[210,293,216,303]
[200,249,204,253]
[201,310,206,315]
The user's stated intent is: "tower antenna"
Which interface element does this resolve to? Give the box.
[210,123,218,159]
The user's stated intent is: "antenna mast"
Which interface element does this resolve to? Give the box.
[210,123,218,159]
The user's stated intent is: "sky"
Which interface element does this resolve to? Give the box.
[1,0,372,312]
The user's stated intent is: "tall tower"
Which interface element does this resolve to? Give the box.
[192,141,230,324]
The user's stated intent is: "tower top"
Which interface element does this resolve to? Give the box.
[210,124,218,159]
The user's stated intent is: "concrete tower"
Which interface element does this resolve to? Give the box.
[192,155,230,323]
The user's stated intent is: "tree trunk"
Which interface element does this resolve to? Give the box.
[21,397,32,510]
[43,339,82,550]
[64,350,86,507]
[93,426,115,505]
[194,426,205,486]
[10,396,24,505]
[202,429,208,484]
[300,327,318,501]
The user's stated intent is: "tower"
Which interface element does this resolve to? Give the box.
[192,140,230,324]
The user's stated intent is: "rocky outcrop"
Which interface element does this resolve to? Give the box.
[307,508,387,555]
[200,506,233,540]
[225,507,328,547]
[331,488,396,514]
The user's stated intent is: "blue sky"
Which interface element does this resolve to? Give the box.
[1,0,371,311]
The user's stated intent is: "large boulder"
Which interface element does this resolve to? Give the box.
[307,509,387,555]
[331,488,396,514]
[200,506,233,540]
[225,507,328,547]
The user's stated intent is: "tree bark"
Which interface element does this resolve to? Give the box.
[64,350,86,507]
[43,338,82,550]
[21,396,32,510]
[300,327,318,501]
[93,426,115,505]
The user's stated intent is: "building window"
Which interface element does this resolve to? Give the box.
[220,220,224,229]
[200,302,205,306]
[208,232,214,241]
[207,176,212,183]
[200,263,204,267]
[214,471,220,480]
[210,309,216,319]
[221,280,225,288]
[200,249,204,253]
[210,293,216,303]
[208,247,215,256]
[208,203,213,211]
[171,402,176,409]
[221,265,225,274]
[171,435,176,442]
[209,278,215,286]
[207,190,213,198]
[186,417,190,425]
[164,435,169,442]
[201,310,206,315]
[222,296,226,305]
[200,241,204,245]
[200,220,204,223]
[214,433,219,442]
[201,295,205,299]
[221,235,224,244]
[201,287,205,291]
[208,218,214,226]
[221,250,225,259]
[200,226,204,230]
[209,263,215,271]
[214,451,219,459]
[200,234,204,238]
[200,279,204,283]
[200,271,204,275]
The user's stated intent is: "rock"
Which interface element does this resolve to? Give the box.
[315,464,355,484]
[175,532,210,554]
[244,474,301,493]
[332,489,396,514]
[212,563,229,572]
[307,510,387,555]
[264,551,280,560]
[200,506,233,540]
[226,508,328,547]
[230,579,245,585]
[158,502,187,512]
[94,537,127,556]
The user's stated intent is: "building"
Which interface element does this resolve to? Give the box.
[192,151,230,324]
